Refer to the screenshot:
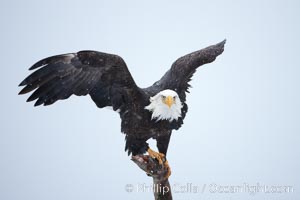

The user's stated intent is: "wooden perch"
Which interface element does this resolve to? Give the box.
[132,155,172,200]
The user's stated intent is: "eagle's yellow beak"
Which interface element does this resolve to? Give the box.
[164,96,174,108]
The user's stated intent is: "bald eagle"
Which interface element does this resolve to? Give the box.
[19,40,225,178]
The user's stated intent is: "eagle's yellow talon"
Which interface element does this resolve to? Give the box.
[164,160,171,179]
[147,148,165,165]
[147,148,171,179]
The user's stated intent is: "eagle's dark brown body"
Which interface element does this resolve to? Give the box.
[120,88,187,155]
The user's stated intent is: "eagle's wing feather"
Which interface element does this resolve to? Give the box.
[19,51,138,110]
[149,40,226,100]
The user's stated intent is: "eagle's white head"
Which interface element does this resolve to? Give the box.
[145,89,183,122]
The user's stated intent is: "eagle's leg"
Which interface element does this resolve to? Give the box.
[147,148,171,178]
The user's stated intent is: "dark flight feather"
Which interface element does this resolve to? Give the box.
[146,40,226,101]
[19,51,138,110]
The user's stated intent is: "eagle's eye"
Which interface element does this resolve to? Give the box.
[161,95,166,100]
[173,96,176,101]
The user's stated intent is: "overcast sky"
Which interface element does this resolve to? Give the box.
[1,0,299,199]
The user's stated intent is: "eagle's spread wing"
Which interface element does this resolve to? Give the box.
[149,40,226,100]
[19,51,138,110]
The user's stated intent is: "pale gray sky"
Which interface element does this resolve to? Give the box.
[1,0,299,199]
